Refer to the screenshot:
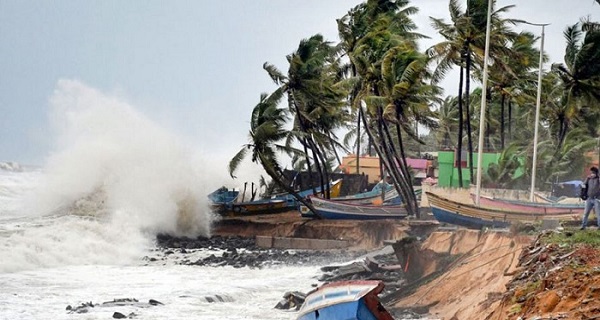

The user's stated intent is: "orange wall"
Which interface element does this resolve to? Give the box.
[340,155,381,183]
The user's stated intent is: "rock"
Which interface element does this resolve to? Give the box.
[204,294,234,303]
[148,299,163,306]
[113,312,126,319]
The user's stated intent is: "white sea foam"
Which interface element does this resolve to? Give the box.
[0,79,221,272]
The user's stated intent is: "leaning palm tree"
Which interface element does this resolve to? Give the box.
[263,34,347,199]
[337,0,424,178]
[551,22,600,149]
[228,93,321,217]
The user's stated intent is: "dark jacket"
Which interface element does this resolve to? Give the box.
[583,174,600,199]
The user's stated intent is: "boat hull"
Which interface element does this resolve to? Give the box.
[301,197,407,220]
[218,199,289,216]
[474,194,583,214]
[427,192,579,229]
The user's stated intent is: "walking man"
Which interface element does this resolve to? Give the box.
[580,166,600,230]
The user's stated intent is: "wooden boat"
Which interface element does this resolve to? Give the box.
[331,188,400,205]
[270,179,343,208]
[296,280,394,320]
[207,187,239,205]
[219,199,288,216]
[472,194,583,214]
[211,180,342,216]
[427,192,579,229]
[301,196,408,220]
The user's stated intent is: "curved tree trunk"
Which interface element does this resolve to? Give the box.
[328,132,342,167]
[360,107,418,217]
[258,154,322,219]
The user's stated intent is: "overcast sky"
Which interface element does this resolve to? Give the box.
[0,0,598,166]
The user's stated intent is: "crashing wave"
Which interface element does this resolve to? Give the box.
[0,162,23,172]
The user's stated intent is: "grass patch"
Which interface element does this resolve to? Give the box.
[542,230,600,246]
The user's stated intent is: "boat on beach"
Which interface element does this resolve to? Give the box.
[207,187,239,205]
[472,194,583,214]
[427,192,580,229]
[269,179,343,208]
[221,199,289,216]
[296,280,394,320]
[210,179,343,216]
[301,196,408,220]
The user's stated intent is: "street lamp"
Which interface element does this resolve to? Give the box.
[524,22,550,202]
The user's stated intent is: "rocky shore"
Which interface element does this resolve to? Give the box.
[148,214,600,320]
[152,233,424,319]
[153,234,369,269]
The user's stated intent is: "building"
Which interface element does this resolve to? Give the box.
[339,154,434,185]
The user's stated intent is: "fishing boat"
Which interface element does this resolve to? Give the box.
[301,196,407,220]
[207,186,239,205]
[427,192,579,229]
[296,280,394,320]
[209,179,342,216]
[221,198,288,216]
[472,194,583,214]
[270,179,343,208]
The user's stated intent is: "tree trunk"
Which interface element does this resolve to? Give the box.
[465,49,474,183]
[356,111,361,174]
[500,92,506,149]
[301,139,316,195]
[457,64,465,188]
[485,88,491,150]
[359,107,419,217]
[258,154,322,219]
[508,99,512,142]
[328,132,342,168]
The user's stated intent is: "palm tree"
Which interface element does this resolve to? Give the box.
[335,0,426,217]
[228,93,321,217]
[488,30,540,148]
[551,22,600,149]
[430,0,519,184]
[263,34,347,198]
[337,0,423,176]
[434,95,460,149]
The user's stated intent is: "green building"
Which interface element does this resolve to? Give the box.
[437,150,501,188]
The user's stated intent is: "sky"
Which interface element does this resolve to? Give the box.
[0,0,598,167]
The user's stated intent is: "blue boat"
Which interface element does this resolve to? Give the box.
[269,179,343,208]
[208,187,239,205]
[296,280,394,320]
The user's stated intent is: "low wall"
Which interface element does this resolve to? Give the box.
[256,236,351,250]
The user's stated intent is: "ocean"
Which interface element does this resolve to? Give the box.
[0,166,330,320]
[0,81,324,320]
[1,81,429,320]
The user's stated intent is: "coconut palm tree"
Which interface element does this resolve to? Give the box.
[228,93,321,217]
[429,0,519,184]
[434,95,460,149]
[551,22,600,149]
[337,0,423,176]
[263,34,347,198]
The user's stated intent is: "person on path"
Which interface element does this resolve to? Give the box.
[580,166,600,230]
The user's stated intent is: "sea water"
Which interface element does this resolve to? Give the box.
[0,81,321,320]
[0,81,427,320]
